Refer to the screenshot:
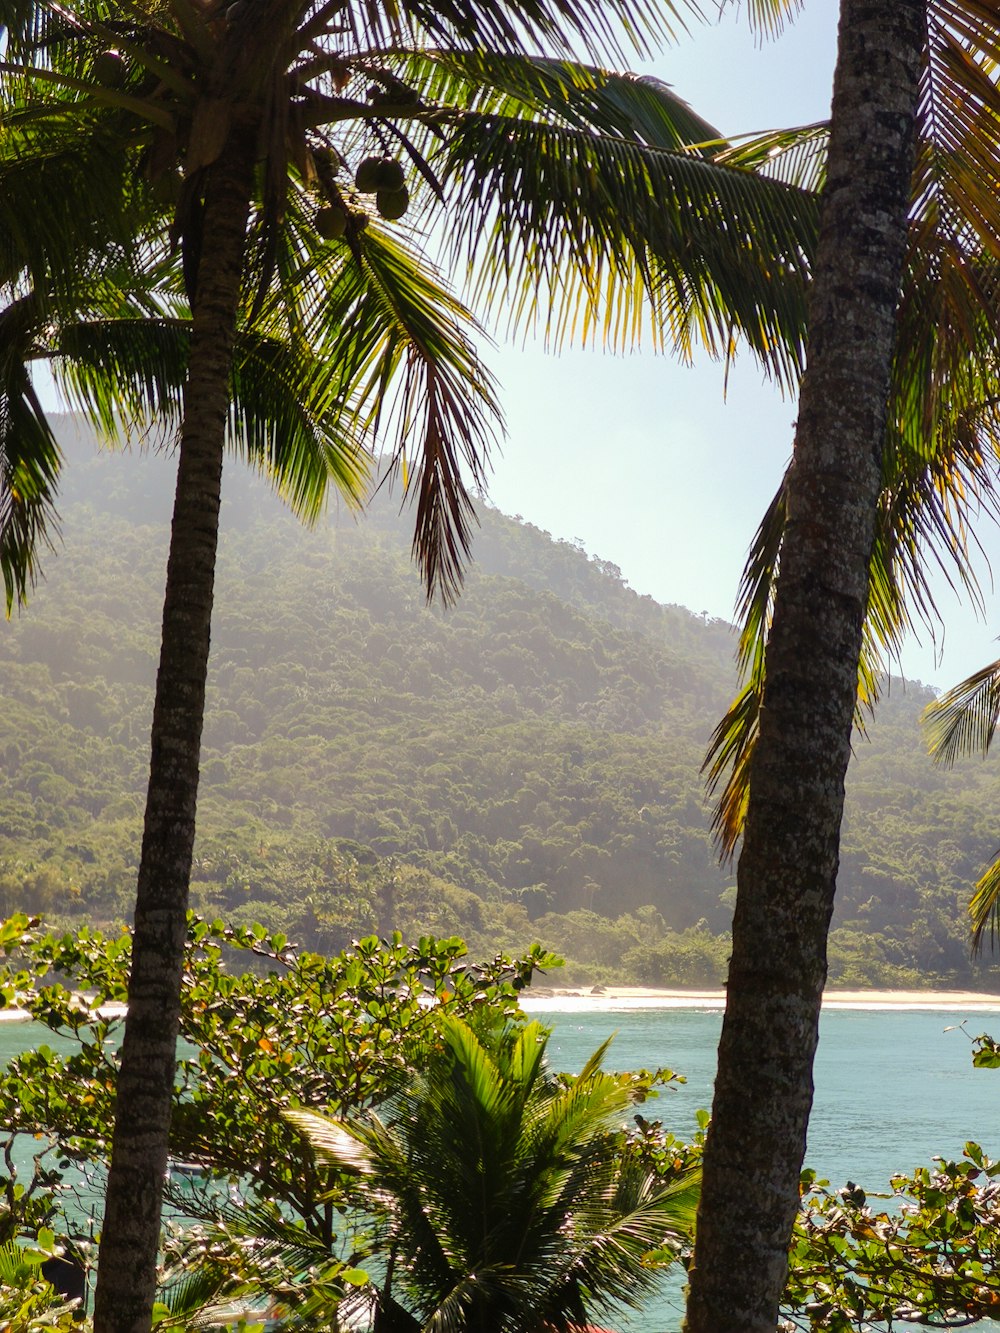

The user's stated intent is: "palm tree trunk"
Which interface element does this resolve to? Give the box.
[685,4,923,1331]
[92,134,255,1333]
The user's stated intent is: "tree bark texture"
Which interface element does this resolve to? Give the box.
[92,134,255,1333]
[685,4,924,1331]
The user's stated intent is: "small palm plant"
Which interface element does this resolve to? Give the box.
[289,1014,698,1333]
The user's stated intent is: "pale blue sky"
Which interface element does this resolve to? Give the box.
[479,4,1000,692]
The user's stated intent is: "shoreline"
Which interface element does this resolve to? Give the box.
[0,1001,126,1024]
[521,985,1000,1011]
[4,988,1000,1025]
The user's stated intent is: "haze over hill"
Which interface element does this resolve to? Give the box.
[2,419,1000,988]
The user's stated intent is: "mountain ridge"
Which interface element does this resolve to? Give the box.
[1,419,998,988]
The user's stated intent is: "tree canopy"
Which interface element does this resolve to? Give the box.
[3,424,1000,991]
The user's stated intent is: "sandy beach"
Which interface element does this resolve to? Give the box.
[3,988,1000,1024]
[521,985,1000,1011]
[0,1000,126,1024]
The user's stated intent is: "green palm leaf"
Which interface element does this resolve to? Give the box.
[418,62,815,385]
[289,1014,696,1332]
[924,657,1000,953]
[968,857,1000,955]
[159,1191,362,1327]
[0,294,61,613]
[287,216,502,601]
[705,376,998,856]
[55,316,188,439]
[925,658,1000,766]
[718,122,828,193]
[0,96,155,293]
[57,309,371,524]
[229,331,370,522]
[345,0,696,65]
[285,1109,377,1176]
[399,50,725,148]
[540,1154,699,1327]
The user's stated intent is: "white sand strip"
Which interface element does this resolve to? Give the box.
[521,986,1000,1012]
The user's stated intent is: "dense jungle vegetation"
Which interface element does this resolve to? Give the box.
[2,419,1000,989]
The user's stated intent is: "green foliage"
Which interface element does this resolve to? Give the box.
[0,1229,81,1331]
[783,1147,1000,1331]
[0,915,557,1255]
[972,1030,1000,1068]
[11,917,1000,1329]
[620,923,731,988]
[0,1135,75,1250]
[289,1012,699,1332]
[0,918,703,1327]
[4,425,1000,988]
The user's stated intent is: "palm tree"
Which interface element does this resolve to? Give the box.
[288,1014,699,1333]
[0,5,828,1328]
[686,3,1000,1329]
[706,13,1000,851]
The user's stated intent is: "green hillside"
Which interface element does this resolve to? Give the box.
[2,418,1000,988]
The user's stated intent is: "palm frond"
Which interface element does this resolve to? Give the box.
[425,1262,533,1333]
[55,316,188,440]
[924,658,1000,766]
[734,0,803,39]
[158,1262,245,1327]
[57,305,371,520]
[505,1017,549,1092]
[300,221,502,602]
[717,121,828,193]
[345,0,701,67]
[702,373,990,856]
[285,1108,376,1175]
[160,1192,360,1327]
[0,0,55,50]
[542,1159,699,1325]
[373,51,812,380]
[703,0,1000,854]
[0,295,60,614]
[969,856,1000,955]
[703,682,760,860]
[0,114,147,307]
[228,328,371,523]
[428,67,816,385]
[400,51,726,150]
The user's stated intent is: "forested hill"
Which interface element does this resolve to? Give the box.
[3,418,1000,989]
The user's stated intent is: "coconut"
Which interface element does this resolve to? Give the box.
[373,158,405,192]
[376,186,409,221]
[354,156,384,192]
[93,50,126,87]
[315,206,348,239]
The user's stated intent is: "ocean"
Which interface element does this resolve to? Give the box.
[4,999,1000,1330]
[522,998,1000,1189]
[523,997,1000,1332]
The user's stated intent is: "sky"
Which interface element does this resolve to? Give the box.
[475,4,1000,693]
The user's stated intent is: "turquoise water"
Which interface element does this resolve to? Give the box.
[4,1000,1000,1330]
[522,999,1000,1188]
[522,998,1000,1332]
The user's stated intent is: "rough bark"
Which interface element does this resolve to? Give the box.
[91,134,255,1333]
[685,4,924,1331]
